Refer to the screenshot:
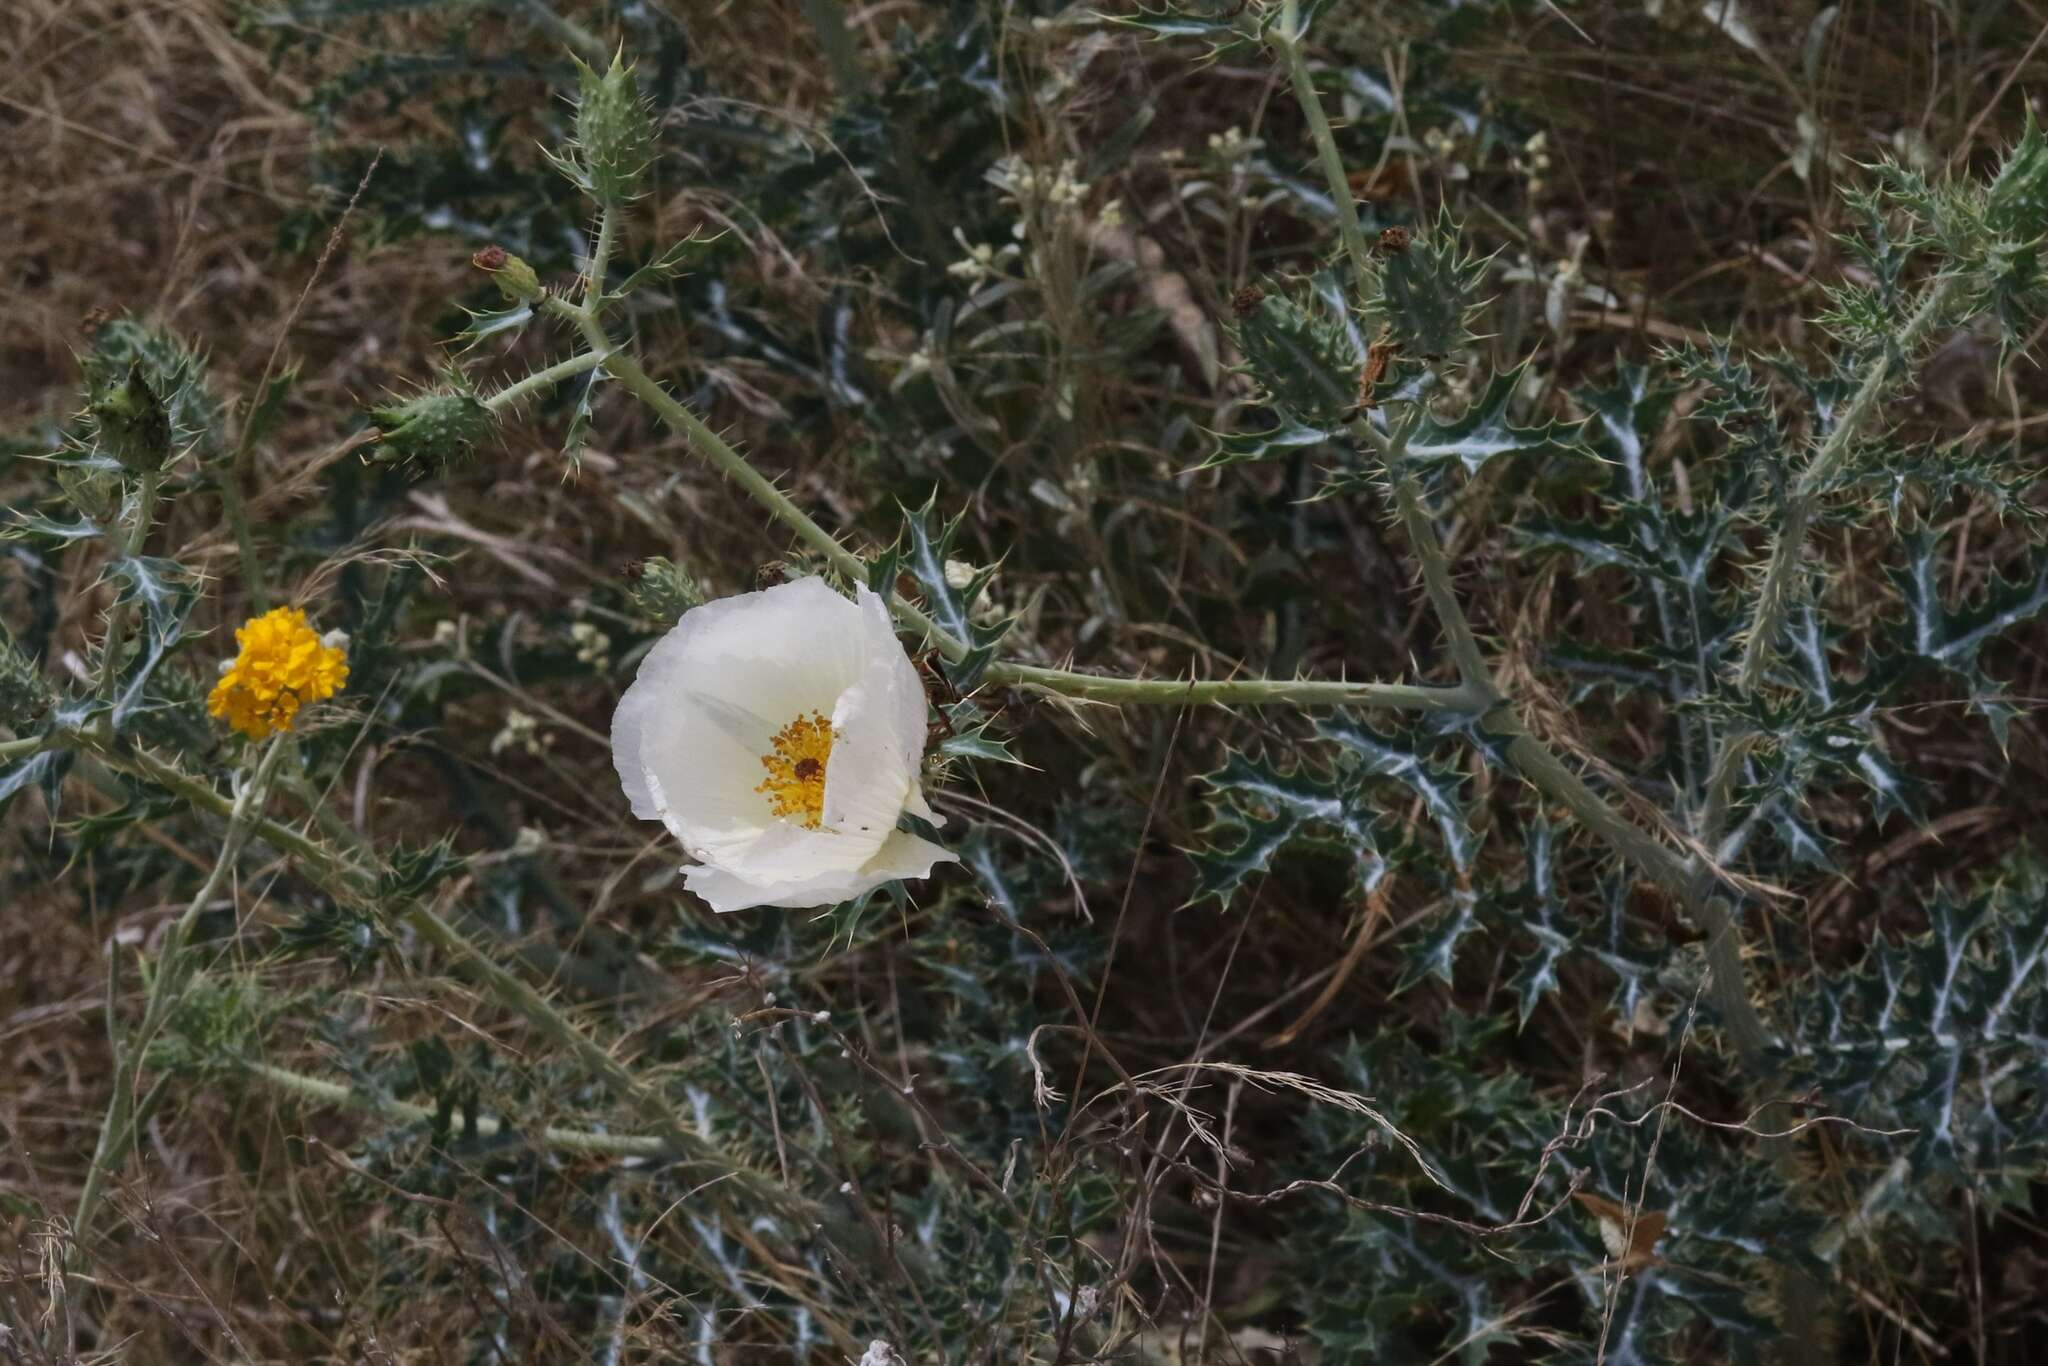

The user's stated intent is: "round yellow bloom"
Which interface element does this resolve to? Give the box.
[206,606,349,740]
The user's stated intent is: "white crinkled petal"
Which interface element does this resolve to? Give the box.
[683,829,960,912]
[613,578,860,837]
[612,577,953,913]
[857,583,944,827]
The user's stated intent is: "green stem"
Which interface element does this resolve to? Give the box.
[0,734,46,763]
[1734,279,1957,694]
[544,297,1468,713]
[94,469,162,710]
[1379,414,1494,696]
[484,351,606,414]
[1272,0,1374,297]
[242,1060,673,1157]
[584,205,616,309]
[1494,712,1769,1062]
[518,0,609,62]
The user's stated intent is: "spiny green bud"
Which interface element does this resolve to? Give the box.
[574,51,654,206]
[1232,285,1365,427]
[624,556,705,625]
[370,383,496,469]
[0,629,52,730]
[1985,106,2048,240]
[88,359,173,472]
[472,244,541,303]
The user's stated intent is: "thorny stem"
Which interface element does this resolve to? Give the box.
[1491,714,1770,1062]
[241,1061,673,1158]
[1378,414,1495,696]
[61,728,813,1222]
[93,468,162,712]
[584,204,616,308]
[1271,10,1772,1064]
[544,293,1471,713]
[70,735,289,1280]
[1271,0,1375,299]
[1733,278,1958,695]
[0,733,46,763]
[483,350,605,414]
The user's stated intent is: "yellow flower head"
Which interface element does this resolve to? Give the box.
[207,606,349,740]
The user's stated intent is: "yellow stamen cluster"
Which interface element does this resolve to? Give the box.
[756,711,835,829]
[206,606,349,740]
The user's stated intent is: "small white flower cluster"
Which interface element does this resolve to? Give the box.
[1206,125,1261,161]
[570,620,611,670]
[1516,130,1553,197]
[989,155,1097,237]
[1421,124,1474,182]
[491,707,552,757]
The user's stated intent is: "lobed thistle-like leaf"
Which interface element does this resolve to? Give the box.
[147,970,273,1080]
[896,496,1013,691]
[1779,866,2048,1200]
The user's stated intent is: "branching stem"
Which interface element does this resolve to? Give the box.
[543,294,1468,713]
[70,734,289,1278]
[1271,7,1770,1064]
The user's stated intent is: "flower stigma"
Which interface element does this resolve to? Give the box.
[756,710,836,829]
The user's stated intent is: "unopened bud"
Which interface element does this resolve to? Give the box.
[626,556,705,625]
[89,361,173,473]
[369,386,496,469]
[0,629,52,730]
[473,245,541,303]
[574,51,654,206]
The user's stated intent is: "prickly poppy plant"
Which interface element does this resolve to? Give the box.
[4,0,2047,1361]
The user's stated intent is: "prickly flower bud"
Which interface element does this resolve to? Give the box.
[473,244,541,303]
[370,381,496,469]
[574,51,654,206]
[88,360,173,472]
[0,628,52,730]
[624,556,706,625]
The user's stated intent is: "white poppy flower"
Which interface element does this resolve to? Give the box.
[611,577,956,912]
